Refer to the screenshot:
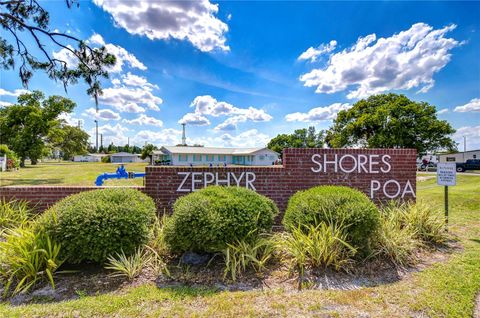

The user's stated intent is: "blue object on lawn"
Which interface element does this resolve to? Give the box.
[95,164,146,186]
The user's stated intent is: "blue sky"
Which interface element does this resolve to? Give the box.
[1,1,479,150]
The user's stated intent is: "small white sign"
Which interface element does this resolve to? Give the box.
[437,163,456,186]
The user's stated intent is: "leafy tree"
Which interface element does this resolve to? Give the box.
[0,91,75,166]
[268,126,325,156]
[0,0,116,106]
[141,144,158,160]
[53,125,90,160]
[325,94,457,155]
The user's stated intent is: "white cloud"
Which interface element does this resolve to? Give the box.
[299,23,461,99]
[217,129,271,148]
[178,113,211,126]
[298,40,337,62]
[285,103,351,122]
[132,128,183,146]
[122,114,164,127]
[83,107,121,120]
[93,0,229,52]
[53,33,146,73]
[454,98,480,112]
[180,95,272,129]
[121,72,159,89]
[436,108,449,115]
[453,126,480,150]
[98,86,162,113]
[91,123,131,145]
[0,88,29,97]
[0,101,12,107]
[59,112,84,127]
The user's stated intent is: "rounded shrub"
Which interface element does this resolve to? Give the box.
[164,186,278,253]
[283,186,380,253]
[36,188,156,264]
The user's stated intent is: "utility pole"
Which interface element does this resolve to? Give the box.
[181,123,187,146]
[100,134,103,150]
[94,120,98,153]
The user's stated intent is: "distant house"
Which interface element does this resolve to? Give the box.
[151,146,279,166]
[73,154,108,162]
[110,152,145,163]
[438,149,480,163]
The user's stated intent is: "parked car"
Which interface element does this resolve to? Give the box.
[456,159,480,172]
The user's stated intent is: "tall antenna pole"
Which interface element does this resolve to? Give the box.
[94,120,98,153]
[100,134,103,150]
[182,123,186,146]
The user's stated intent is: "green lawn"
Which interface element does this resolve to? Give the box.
[0,161,148,187]
[0,175,479,317]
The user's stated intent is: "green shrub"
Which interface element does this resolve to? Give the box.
[373,211,418,267]
[37,188,156,264]
[0,144,20,169]
[0,226,63,297]
[276,222,356,278]
[223,231,275,281]
[283,186,380,254]
[0,199,31,232]
[164,186,278,253]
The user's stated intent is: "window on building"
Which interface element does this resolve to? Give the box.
[446,157,456,162]
[218,155,227,161]
[259,155,265,160]
[206,154,214,161]
[178,154,188,162]
[474,155,477,159]
[193,154,202,162]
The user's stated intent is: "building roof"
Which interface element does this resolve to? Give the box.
[154,146,278,156]
[438,149,480,156]
[110,152,140,157]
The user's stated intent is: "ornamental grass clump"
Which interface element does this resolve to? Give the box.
[36,188,156,264]
[0,226,63,297]
[283,186,380,255]
[275,221,357,278]
[164,186,278,253]
[0,199,31,232]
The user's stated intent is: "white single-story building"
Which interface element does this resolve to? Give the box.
[438,149,480,163]
[73,153,108,162]
[151,146,279,166]
[110,152,146,163]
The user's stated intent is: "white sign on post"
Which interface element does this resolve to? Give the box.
[437,163,456,186]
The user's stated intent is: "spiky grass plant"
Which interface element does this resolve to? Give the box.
[0,199,31,232]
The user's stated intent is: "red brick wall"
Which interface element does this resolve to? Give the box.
[0,148,416,222]
[0,186,143,212]
[144,148,417,221]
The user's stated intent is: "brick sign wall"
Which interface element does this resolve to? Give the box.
[144,148,417,221]
[0,148,416,222]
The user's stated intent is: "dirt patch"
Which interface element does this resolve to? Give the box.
[2,240,461,306]
[417,175,435,182]
[475,292,480,318]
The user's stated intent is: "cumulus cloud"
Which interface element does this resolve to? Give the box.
[132,128,183,146]
[98,85,162,113]
[53,33,146,73]
[436,108,449,115]
[299,23,461,99]
[285,103,351,122]
[83,107,121,120]
[91,123,130,145]
[454,98,480,112]
[178,113,211,126]
[180,95,272,130]
[298,40,337,62]
[93,0,229,52]
[122,114,164,127]
[59,112,84,127]
[218,129,271,148]
[120,72,159,89]
[0,101,12,107]
[453,126,480,149]
[0,88,30,97]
